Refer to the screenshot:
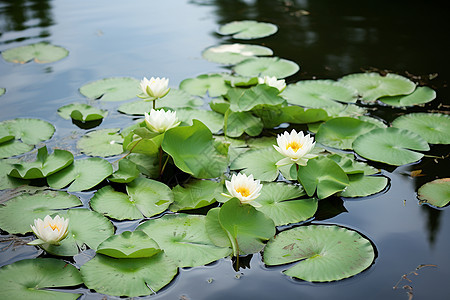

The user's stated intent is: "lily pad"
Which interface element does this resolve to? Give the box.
[0,118,55,145]
[202,43,273,64]
[0,258,82,300]
[176,107,224,134]
[170,179,223,212]
[253,105,328,128]
[79,77,140,101]
[138,214,232,267]
[0,159,29,189]
[340,174,388,198]
[281,80,358,108]
[418,178,450,207]
[0,139,34,159]
[0,190,81,234]
[218,20,278,39]
[97,230,161,258]
[339,72,416,102]
[233,57,299,79]
[80,252,177,297]
[179,74,229,97]
[352,127,430,166]
[380,86,436,106]
[225,111,263,137]
[0,88,5,96]
[77,128,124,157]
[1,42,69,64]
[263,225,375,282]
[47,157,113,192]
[391,113,450,144]
[57,103,108,122]
[108,159,140,183]
[226,84,286,112]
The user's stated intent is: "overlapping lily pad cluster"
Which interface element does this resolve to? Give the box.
[0,20,449,299]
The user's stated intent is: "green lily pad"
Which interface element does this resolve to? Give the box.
[202,43,273,64]
[221,73,259,87]
[122,126,164,157]
[253,105,328,128]
[80,253,177,297]
[97,231,161,258]
[392,113,450,144]
[0,159,29,189]
[281,80,358,108]
[225,111,263,137]
[138,214,232,267]
[339,72,416,102]
[218,20,278,39]
[1,42,69,64]
[0,258,82,300]
[226,84,286,112]
[57,103,108,122]
[0,139,34,159]
[352,127,430,166]
[79,77,140,101]
[233,57,299,79]
[179,74,229,97]
[315,117,379,150]
[380,86,436,106]
[170,179,223,212]
[8,146,73,179]
[0,88,5,96]
[90,178,173,220]
[47,157,113,192]
[418,178,450,207]
[298,156,349,199]
[176,107,224,134]
[41,209,114,256]
[0,190,81,234]
[108,159,140,183]
[256,182,317,226]
[263,225,375,282]
[162,120,228,179]
[340,174,388,198]
[327,153,379,175]
[77,128,124,157]
[0,118,55,145]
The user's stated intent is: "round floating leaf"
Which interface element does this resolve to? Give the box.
[202,43,273,64]
[8,146,73,179]
[0,190,81,234]
[392,113,450,144]
[281,80,358,108]
[138,214,232,267]
[263,225,375,282]
[256,182,317,226]
[80,252,177,297]
[179,74,229,97]
[0,159,29,189]
[315,117,379,150]
[0,258,82,300]
[0,88,5,96]
[0,118,55,145]
[253,105,328,128]
[298,156,349,199]
[170,179,223,212]
[1,42,69,64]
[0,139,34,158]
[57,103,108,122]
[340,174,388,198]
[162,120,228,179]
[380,86,436,106]
[227,84,286,112]
[47,157,113,192]
[339,72,416,102]
[80,77,140,101]
[218,20,278,39]
[108,159,140,183]
[77,128,124,157]
[90,178,173,220]
[327,153,379,175]
[42,209,114,256]
[353,127,430,166]
[225,111,263,137]
[233,57,299,79]
[97,231,161,258]
[418,178,450,207]
[176,107,224,134]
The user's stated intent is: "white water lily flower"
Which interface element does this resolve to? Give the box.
[145,109,180,133]
[222,173,263,206]
[139,77,170,100]
[258,76,286,92]
[28,215,69,246]
[273,129,317,166]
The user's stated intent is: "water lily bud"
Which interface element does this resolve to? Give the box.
[273,129,317,166]
[258,76,286,92]
[144,109,181,133]
[139,77,170,100]
[28,215,69,246]
[222,173,263,207]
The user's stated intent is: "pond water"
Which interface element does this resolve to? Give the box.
[0,0,449,299]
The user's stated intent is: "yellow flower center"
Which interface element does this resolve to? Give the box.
[235,186,251,197]
[46,223,60,231]
[286,141,302,152]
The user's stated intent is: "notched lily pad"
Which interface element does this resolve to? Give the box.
[233,57,299,79]
[77,128,124,157]
[97,230,161,258]
[179,74,229,97]
[170,179,223,212]
[391,113,450,144]
[218,20,278,39]
[380,86,436,107]
[418,178,450,207]
[1,42,69,64]
[0,118,55,146]
[57,103,108,122]
[80,77,140,101]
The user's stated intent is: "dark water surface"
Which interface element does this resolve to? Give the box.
[0,0,449,299]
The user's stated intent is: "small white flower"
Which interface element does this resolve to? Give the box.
[258,76,286,92]
[273,129,317,166]
[145,109,180,133]
[28,215,69,246]
[222,173,263,206]
[139,77,170,100]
